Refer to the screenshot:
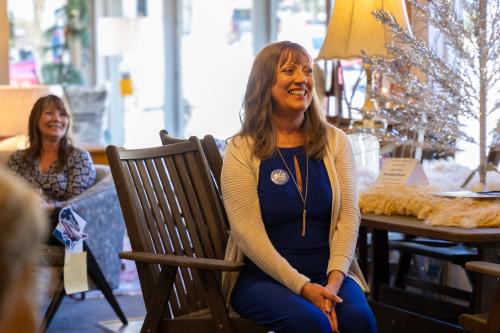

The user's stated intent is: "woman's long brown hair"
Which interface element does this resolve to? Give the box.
[237,41,328,159]
[23,95,74,171]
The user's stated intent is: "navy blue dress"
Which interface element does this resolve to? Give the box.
[230,146,376,333]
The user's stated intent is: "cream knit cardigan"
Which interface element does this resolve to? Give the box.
[221,125,368,303]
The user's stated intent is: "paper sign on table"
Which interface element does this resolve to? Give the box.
[376,158,429,186]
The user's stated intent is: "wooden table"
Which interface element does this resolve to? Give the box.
[360,213,500,332]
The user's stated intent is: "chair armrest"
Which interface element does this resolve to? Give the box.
[119,251,244,272]
[465,261,500,278]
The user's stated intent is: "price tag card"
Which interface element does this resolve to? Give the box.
[376,158,429,186]
[64,251,89,294]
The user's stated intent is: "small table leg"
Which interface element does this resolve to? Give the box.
[358,226,368,277]
[371,229,389,301]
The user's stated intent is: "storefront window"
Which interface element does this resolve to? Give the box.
[276,0,326,59]
[181,0,254,140]
[118,0,165,148]
[8,0,90,86]
[276,0,364,118]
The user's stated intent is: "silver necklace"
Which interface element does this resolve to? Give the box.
[277,148,309,237]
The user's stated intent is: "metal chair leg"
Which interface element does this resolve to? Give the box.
[85,243,128,325]
[40,277,66,332]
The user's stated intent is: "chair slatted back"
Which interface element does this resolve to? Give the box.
[107,138,228,318]
[200,135,223,190]
[159,130,223,190]
[159,131,228,232]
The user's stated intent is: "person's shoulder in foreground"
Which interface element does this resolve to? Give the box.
[0,170,47,333]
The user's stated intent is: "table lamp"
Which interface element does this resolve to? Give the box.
[317,0,411,127]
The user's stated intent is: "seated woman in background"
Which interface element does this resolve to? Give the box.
[0,169,47,333]
[222,41,376,333]
[7,94,96,216]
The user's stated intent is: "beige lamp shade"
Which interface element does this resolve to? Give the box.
[0,85,50,137]
[317,0,411,60]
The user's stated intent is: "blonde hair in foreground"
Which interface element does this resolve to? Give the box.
[0,170,47,326]
[238,41,328,159]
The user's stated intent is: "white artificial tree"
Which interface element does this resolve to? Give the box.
[368,0,499,185]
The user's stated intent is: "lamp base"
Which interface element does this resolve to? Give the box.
[351,62,385,133]
[360,63,379,121]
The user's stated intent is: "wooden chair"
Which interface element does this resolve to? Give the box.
[159,130,227,232]
[159,129,223,190]
[106,138,267,333]
[459,261,500,333]
[391,239,477,312]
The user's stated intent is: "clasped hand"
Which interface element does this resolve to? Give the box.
[301,282,342,333]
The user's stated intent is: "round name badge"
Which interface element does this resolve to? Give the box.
[270,169,289,185]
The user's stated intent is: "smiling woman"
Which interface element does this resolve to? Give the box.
[7,95,96,214]
[36,101,70,171]
[271,52,314,122]
[221,41,377,333]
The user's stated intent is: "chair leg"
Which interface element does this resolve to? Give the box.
[40,277,66,333]
[142,266,177,333]
[84,243,128,325]
[198,269,235,333]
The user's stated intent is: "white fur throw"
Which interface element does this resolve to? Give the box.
[359,184,500,228]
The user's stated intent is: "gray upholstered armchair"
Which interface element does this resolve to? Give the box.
[0,157,125,288]
[38,164,128,331]
[65,164,125,289]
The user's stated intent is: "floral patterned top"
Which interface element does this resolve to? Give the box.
[7,148,96,208]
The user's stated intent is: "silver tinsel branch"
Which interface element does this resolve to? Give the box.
[367,0,500,184]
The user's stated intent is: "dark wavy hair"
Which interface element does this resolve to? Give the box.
[23,95,73,170]
[237,41,328,159]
